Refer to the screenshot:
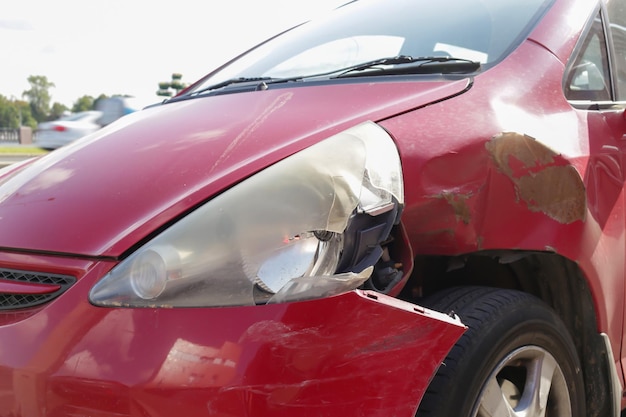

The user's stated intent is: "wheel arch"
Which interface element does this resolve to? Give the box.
[399,250,618,417]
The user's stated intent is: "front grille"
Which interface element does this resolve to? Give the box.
[0,268,76,310]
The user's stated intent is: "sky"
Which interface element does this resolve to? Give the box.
[1,0,346,109]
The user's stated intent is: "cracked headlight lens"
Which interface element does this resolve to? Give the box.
[89,121,403,307]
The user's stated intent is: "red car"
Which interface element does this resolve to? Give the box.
[1,0,625,415]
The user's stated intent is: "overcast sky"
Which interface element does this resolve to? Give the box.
[1,0,346,109]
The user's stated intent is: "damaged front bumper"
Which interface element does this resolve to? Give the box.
[0,260,465,417]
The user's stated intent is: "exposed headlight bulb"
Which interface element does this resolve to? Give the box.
[256,231,342,294]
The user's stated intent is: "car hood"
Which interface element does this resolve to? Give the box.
[0,79,470,257]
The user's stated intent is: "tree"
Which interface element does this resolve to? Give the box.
[72,95,95,113]
[0,95,36,129]
[0,95,20,128]
[22,75,55,123]
[49,102,69,120]
[15,100,36,128]
[157,73,188,97]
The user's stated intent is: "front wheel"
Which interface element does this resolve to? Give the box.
[416,287,585,417]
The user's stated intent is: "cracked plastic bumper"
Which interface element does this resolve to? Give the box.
[0,281,465,417]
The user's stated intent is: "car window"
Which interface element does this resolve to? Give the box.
[606,0,626,100]
[188,0,554,93]
[267,36,406,78]
[564,10,611,102]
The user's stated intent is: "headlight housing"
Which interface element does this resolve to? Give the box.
[89,121,404,307]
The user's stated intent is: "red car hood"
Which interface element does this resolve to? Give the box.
[0,79,470,257]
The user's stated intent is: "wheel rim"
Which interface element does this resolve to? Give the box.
[472,346,572,417]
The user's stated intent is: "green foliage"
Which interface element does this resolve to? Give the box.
[49,102,69,120]
[5,76,112,126]
[16,101,36,128]
[72,95,95,112]
[1,73,174,128]
[157,73,188,97]
[22,75,55,123]
[0,95,20,128]
[0,95,36,129]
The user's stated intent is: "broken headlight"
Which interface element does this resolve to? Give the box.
[89,121,404,307]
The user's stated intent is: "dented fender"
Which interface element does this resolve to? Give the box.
[386,126,589,255]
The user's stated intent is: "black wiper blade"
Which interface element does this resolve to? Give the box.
[163,55,480,105]
[256,55,479,87]
[194,77,276,94]
[335,55,481,77]
[340,55,421,71]
[166,77,275,103]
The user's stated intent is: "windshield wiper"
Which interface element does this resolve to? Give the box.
[164,56,480,104]
[334,55,481,77]
[166,77,276,103]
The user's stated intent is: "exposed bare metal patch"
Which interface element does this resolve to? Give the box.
[440,192,472,224]
[486,132,556,176]
[486,132,585,224]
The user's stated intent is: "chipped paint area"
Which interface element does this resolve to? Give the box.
[440,192,472,224]
[486,132,586,224]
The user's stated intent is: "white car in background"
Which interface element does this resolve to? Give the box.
[35,110,103,150]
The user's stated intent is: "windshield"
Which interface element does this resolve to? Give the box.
[187,0,554,94]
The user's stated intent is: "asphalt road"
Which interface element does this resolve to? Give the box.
[0,154,38,168]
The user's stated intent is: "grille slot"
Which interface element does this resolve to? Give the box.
[0,269,75,310]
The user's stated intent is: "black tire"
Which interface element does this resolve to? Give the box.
[415,287,586,417]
